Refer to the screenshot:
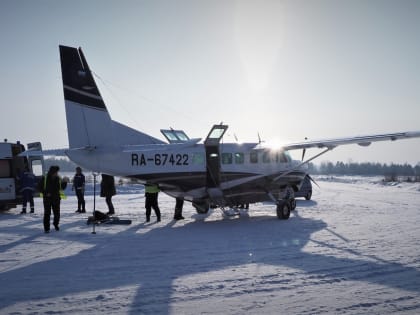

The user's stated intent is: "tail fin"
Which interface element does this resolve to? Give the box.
[59,45,163,149]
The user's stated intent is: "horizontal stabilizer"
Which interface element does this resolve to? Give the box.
[18,148,68,157]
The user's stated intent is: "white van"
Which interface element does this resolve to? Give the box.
[0,141,44,210]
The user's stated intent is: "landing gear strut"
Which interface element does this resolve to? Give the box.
[192,201,210,214]
[267,187,295,220]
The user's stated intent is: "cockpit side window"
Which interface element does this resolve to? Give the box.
[192,153,204,165]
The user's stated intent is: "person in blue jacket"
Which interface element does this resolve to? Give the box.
[18,166,36,214]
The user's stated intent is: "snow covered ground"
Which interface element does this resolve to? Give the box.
[1,176,419,314]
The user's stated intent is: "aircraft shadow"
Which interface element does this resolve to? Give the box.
[0,212,419,314]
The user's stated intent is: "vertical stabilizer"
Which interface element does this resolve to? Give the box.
[60,45,114,149]
[59,45,164,148]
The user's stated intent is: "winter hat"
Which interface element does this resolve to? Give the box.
[48,165,60,174]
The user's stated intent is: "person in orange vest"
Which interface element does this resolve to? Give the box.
[38,165,68,233]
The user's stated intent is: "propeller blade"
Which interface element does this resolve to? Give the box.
[307,174,320,188]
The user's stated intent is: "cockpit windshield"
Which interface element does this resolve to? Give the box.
[160,129,190,143]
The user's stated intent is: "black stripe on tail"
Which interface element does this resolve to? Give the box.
[59,45,106,110]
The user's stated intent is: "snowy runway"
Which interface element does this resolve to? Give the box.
[1,177,419,314]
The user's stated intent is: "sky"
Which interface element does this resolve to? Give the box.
[1,0,419,165]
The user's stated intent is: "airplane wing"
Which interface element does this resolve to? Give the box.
[278,131,420,151]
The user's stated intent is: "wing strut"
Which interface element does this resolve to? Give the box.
[273,147,333,182]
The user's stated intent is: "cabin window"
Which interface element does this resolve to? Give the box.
[262,152,271,163]
[284,151,292,163]
[278,152,288,163]
[192,153,204,165]
[235,152,244,164]
[250,151,258,163]
[222,153,233,164]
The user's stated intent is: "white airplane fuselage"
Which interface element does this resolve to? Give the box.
[58,45,420,219]
[66,141,305,204]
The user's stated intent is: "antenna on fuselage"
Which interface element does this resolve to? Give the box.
[302,137,308,161]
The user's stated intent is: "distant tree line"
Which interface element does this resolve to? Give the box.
[308,161,420,181]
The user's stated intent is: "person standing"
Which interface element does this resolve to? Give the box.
[72,167,86,213]
[174,197,184,220]
[19,166,37,214]
[39,165,68,233]
[145,183,161,222]
[100,174,116,215]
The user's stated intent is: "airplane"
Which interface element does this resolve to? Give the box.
[57,45,420,220]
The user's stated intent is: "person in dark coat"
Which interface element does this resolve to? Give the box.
[18,166,37,214]
[100,174,116,215]
[174,198,184,220]
[39,165,68,233]
[72,166,86,213]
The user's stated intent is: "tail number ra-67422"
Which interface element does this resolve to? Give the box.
[131,153,189,166]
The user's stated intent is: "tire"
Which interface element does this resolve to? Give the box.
[290,198,297,211]
[305,190,312,200]
[276,201,291,220]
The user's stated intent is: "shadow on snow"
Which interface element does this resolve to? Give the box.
[0,210,419,314]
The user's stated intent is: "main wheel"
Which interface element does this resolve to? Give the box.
[276,201,291,220]
[290,198,297,211]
